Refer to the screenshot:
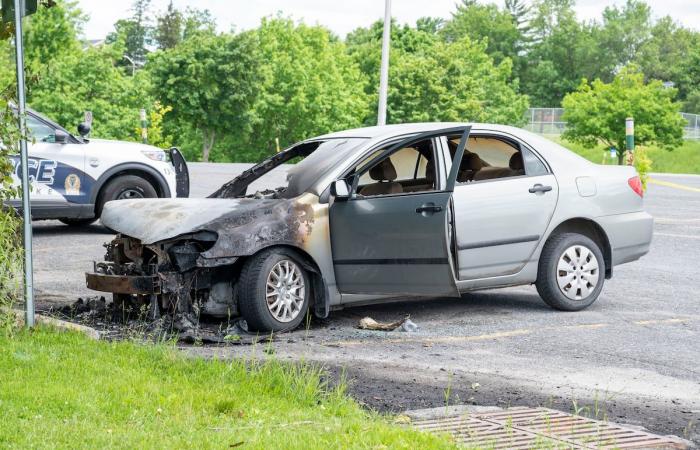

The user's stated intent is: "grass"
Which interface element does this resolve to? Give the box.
[0,327,456,449]
[548,136,700,175]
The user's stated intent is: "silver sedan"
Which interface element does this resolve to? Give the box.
[88,123,653,332]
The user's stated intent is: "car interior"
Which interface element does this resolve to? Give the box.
[355,138,437,196]
[449,135,526,183]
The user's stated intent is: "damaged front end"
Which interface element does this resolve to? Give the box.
[86,230,240,321]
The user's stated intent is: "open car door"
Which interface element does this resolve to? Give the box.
[329,126,470,296]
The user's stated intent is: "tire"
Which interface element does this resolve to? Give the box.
[238,248,311,332]
[95,174,158,218]
[59,218,97,227]
[536,232,605,311]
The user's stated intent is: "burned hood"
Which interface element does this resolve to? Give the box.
[101,198,266,244]
[100,197,317,259]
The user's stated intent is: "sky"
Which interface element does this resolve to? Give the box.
[76,0,699,40]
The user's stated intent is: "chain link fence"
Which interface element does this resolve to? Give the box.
[524,108,700,140]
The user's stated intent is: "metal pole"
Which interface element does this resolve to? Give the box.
[625,117,634,166]
[377,0,391,126]
[13,0,35,327]
[140,108,147,144]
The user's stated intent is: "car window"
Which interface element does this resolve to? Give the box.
[352,138,437,197]
[27,115,56,143]
[451,136,526,183]
[522,146,548,176]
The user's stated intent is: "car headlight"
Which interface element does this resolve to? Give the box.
[141,149,167,162]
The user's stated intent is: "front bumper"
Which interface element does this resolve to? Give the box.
[85,272,160,295]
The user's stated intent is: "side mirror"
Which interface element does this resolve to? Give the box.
[330,179,350,201]
[54,129,69,144]
[77,122,91,137]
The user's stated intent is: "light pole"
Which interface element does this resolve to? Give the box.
[377,0,391,126]
[123,55,136,77]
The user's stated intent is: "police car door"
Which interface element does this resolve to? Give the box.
[9,113,87,218]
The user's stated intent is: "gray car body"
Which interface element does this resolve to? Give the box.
[100,123,653,315]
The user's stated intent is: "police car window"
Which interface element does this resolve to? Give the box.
[26,116,56,143]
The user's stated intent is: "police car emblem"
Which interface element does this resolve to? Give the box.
[65,173,81,196]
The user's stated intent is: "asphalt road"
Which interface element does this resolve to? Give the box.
[31,164,700,442]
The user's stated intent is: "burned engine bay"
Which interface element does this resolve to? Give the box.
[85,141,326,335]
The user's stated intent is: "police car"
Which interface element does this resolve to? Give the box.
[7,108,189,226]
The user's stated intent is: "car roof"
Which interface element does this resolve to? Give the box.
[311,122,528,140]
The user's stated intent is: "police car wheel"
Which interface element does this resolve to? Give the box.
[59,218,97,227]
[96,175,158,218]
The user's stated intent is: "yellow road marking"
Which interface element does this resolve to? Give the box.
[633,318,690,325]
[649,178,700,193]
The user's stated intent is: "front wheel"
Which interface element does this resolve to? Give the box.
[238,248,311,332]
[536,233,605,311]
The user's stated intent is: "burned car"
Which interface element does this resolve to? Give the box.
[86,123,653,332]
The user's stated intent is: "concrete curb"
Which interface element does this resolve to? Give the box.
[9,309,101,340]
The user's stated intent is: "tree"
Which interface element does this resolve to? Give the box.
[28,40,152,140]
[593,0,652,79]
[154,1,182,50]
[106,0,153,65]
[153,3,215,50]
[562,66,685,165]
[242,18,369,159]
[441,0,522,66]
[148,33,260,161]
[521,0,598,106]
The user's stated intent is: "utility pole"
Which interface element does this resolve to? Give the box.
[11,0,35,327]
[377,0,391,126]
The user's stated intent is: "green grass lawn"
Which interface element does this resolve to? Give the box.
[0,327,455,449]
[549,136,700,175]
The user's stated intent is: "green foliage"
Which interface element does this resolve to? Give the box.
[556,136,700,175]
[633,147,652,189]
[347,21,528,126]
[135,101,172,148]
[243,18,369,159]
[148,32,260,161]
[0,328,457,448]
[441,0,523,66]
[28,40,150,141]
[0,91,23,333]
[562,66,685,164]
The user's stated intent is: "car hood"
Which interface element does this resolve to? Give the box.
[101,198,270,244]
[88,138,163,154]
[100,196,317,259]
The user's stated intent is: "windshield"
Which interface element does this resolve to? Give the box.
[283,138,367,197]
[209,137,368,199]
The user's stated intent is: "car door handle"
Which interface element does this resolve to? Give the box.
[416,204,442,214]
[529,184,552,194]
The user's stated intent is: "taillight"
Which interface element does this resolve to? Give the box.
[628,176,643,198]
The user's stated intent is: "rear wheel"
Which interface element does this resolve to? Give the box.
[536,232,605,311]
[238,248,311,332]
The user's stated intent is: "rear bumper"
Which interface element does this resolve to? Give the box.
[597,211,654,266]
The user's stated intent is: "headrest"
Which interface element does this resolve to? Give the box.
[369,158,398,181]
[509,153,524,171]
[462,153,483,171]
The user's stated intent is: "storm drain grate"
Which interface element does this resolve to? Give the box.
[412,407,688,449]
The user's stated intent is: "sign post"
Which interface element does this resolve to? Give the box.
[7,0,35,327]
[625,117,634,166]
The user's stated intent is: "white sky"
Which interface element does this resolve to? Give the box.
[76,0,699,40]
